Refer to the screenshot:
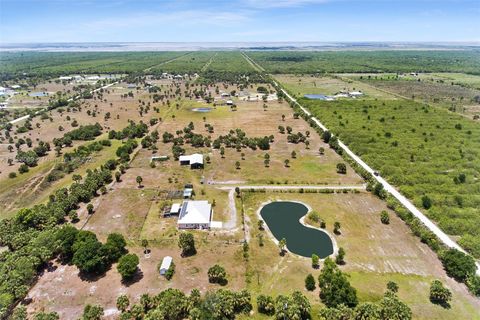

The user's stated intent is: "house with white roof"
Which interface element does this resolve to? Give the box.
[177,200,212,229]
[179,153,204,169]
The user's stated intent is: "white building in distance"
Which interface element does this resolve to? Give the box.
[177,200,212,229]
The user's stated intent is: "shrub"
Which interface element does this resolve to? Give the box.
[257,294,275,315]
[178,233,196,256]
[165,262,175,280]
[380,210,390,224]
[336,163,347,174]
[305,274,316,291]
[429,280,452,306]
[208,264,227,284]
[117,254,139,281]
[440,249,476,281]
[312,254,319,268]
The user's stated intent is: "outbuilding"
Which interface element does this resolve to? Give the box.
[159,256,173,275]
[179,154,204,169]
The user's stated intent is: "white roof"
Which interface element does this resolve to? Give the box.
[179,153,203,165]
[10,85,21,89]
[160,256,172,271]
[170,203,181,213]
[178,200,211,225]
[59,76,72,80]
[349,91,363,95]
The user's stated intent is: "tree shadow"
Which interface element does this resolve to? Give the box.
[430,299,451,309]
[181,249,197,258]
[78,268,109,282]
[122,269,144,287]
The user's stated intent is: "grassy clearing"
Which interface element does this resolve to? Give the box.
[242,191,480,320]
[275,74,397,99]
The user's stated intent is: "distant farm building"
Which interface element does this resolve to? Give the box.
[151,155,169,162]
[349,91,363,97]
[177,200,212,229]
[159,256,173,275]
[179,154,204,169]
[226,100,233,106]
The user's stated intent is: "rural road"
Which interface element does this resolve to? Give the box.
[278,86,480,274]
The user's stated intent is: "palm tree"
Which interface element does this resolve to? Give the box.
[136,175,143,188]
[278,238,287,255]
[284,159,290,167]
[235,161,241,170]
[264,159,270,167]
[116,295,130,313]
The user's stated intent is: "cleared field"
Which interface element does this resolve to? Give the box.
[205,51,257,73]
[358,78,479,112]
[150,51,216,74]
[275,74,397,99]
[242,191,480,320]
[301,98,480,258]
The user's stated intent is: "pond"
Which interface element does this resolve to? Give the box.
[304,94,330,100]
[191,107,212,112]
[260,201,334,258]
[29,92,48,97]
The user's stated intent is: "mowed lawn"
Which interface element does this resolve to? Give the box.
[241,191,480,320]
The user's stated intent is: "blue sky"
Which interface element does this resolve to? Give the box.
[0,0,479,43]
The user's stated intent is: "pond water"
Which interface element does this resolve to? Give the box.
[29,92,48,97]
[191,107,212,112]
[304,94,329,100]
[260,201,334,258]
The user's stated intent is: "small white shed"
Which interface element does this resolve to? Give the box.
[159,256,173,275]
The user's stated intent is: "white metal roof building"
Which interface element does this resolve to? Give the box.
[179,154,204,169]
[159,256,173,275]
[177,200,212,229]
[170,203,181,215]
